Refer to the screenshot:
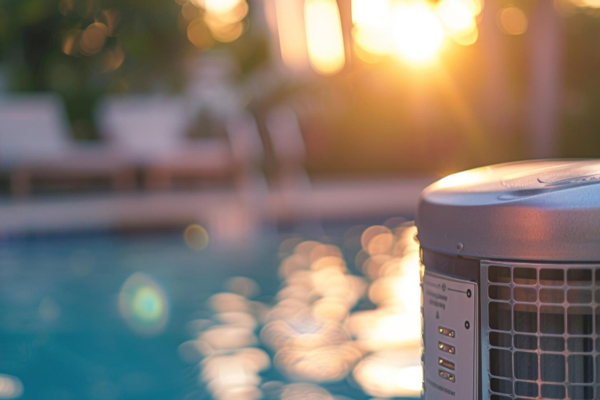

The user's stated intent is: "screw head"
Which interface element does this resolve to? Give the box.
[467,289,472,298]
[465,321,470,330]
[457,243,464,252]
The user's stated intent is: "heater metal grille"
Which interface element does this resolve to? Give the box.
[481,262,600,400]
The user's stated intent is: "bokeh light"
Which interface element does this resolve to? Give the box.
[570,0,600,9]
[0,374,24,399]
[182,219,423,399]
[80,22,109,56]
[351,0,393,59]
[350,0,484,62]
[392,3,444,64]
[304,0,346,75]
[183,0,248,45]
[184,223,210,251]
[497,6,529,36]
[353,350,422,397]
[101,45,125,73]
[38,296,61,322]
[119,273,169,335]
[272,0,310,72]
[437,0,479,46]
[188,18,215,49]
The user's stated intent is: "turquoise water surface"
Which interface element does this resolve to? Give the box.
[0,218,421,400]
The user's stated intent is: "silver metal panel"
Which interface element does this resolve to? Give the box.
[481,260,600,400]
[417,159,600,261]
[423,271,478,400]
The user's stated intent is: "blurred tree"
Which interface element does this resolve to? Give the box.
[0,0,268,139]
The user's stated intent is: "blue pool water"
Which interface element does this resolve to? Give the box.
[0,218,421,400]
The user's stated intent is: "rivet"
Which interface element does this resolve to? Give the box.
[457,242,464,252]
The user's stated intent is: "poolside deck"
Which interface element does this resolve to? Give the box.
[0,177,434,235]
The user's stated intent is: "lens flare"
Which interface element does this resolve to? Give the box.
[184,223,209,251]
[392,3,444,64]
[119,273,168,335]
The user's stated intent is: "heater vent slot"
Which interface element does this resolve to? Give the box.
[482,262,600,400]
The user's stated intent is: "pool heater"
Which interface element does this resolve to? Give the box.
[417,160,600,400]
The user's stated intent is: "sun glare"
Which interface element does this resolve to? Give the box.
[436,0,478,46]
[391,3,444,64]
[350,0,485,62]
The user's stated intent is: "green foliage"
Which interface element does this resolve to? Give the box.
[0,0,268,139]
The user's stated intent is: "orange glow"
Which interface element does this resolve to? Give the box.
[451,25,479,46]
[101,45,125,72]
[497,6,528,35]
[391,3,444,64]
[350,0,485,60]
[437,0,476,33]
[80,22,108,55]
[571,0,600,8]
[187,18,215,49]
[353,25,393,57]
[351,0,393,57]
[203,0,240,14]
[436,0,479,46]
[274,0,310,71]
[62,30,80,55]
[181,2,199,21]
[190,0,248,43]
[304,0,346,75]
[205,17,244,42]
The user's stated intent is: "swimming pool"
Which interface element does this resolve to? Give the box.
[0,217,421,400]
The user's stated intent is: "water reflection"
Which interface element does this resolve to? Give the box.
[0,374,23,399]
[179,287,268,399]
[184,219,422,398]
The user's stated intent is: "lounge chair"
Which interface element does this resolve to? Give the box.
[0,93,133,197]
[96,96,263,191]
[265,105,309,189]
[265,105,319,231]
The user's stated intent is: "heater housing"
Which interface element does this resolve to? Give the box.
[417,160,600,400]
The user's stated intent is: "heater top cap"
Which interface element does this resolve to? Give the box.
[417,159,600,262]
